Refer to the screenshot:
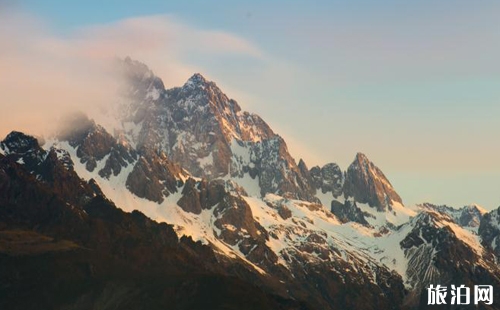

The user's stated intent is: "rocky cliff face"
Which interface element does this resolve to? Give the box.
[330,200,369,225]
[343,153,403,211]
[400,209,500,308]
[0,131,97,207]
[310,162,344,198]
[125,149,184,203]
[419,203,486,228]
[113,58,318,202]
[479,207,500,258]
[57,112,138,179]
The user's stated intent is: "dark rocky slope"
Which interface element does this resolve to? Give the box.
[0,149,310,310]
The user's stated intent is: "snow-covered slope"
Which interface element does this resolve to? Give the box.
[29,120,499,303]
[44,132,401,279]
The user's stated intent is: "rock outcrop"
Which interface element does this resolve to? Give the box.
[344,153,403,211]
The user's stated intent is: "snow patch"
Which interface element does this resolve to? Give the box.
[197,152,213,169]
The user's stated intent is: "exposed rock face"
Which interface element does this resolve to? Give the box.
[177,178,204,214]
[214,195,267,242]
[457,205,485,227]
[115,59,318,202]
[57,113,137,178]
[247,137,318,201]
[177,178,227,214]
[213,194,278,268]
[125,149,184,203]
[310,163,344,197]
[419,203,485,228]
[143,72,275,179]
[0,131,47,170]
[297,159,313,186]
[55,113,189,204]
[0,131,97,207]
[479,207,500,258]
[331,200,369,225]
[344,153,402,211]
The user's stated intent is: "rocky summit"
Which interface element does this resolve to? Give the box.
[1,58,499,310]
[344,152,403,212]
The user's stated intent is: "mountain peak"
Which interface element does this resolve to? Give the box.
[190,72,207,82]
[350,152,380,172]
[184,73,211,88]
[121,56,155,79]
[355,152,369,163]
[466,203,487,215]
[344,152,403,211]
[1,131,41,155]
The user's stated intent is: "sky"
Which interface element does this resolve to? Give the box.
[2,0,500,209]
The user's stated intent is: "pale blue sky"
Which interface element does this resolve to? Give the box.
[7,0,500,209]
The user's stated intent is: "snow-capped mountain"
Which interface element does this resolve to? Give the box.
[418,203,487,228]
[113,57,317,203]
[2,58,500,309]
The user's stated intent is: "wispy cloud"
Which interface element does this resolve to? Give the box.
[0,7,265,138]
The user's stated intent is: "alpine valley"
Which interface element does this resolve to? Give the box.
[1,58,499,310]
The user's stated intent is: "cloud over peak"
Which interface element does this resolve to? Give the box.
[0,7,265,138]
